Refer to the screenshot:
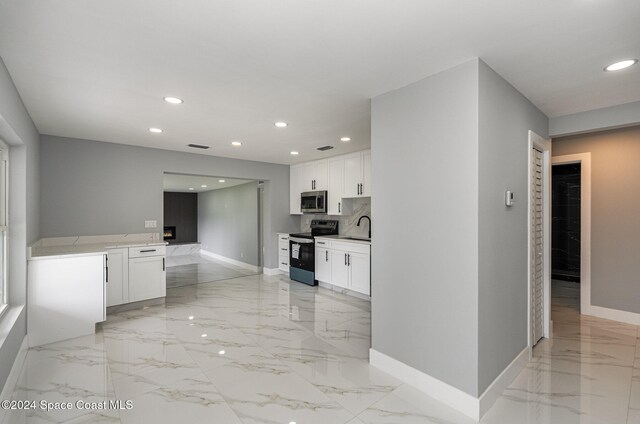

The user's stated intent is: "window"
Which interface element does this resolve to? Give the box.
[0,140,7,316]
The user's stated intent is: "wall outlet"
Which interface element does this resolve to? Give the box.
[240,252,244,258]
[145,220,157,228]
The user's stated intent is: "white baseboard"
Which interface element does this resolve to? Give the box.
[369,349,480,421]
[370,347,528,421]
[200,250,260,273]
[0,336,28,423]
[478,347,528,417]
[263,267,282,276]
[587,305,640,326]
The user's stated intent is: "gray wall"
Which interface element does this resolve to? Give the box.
[371,59,481,396]
[553,126,640,314]
[39,135,300,269]
[0,56,39,392]
[198,182,260,266]
[477,61,548,394]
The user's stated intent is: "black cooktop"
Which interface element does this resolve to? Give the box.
[290,220,338,239]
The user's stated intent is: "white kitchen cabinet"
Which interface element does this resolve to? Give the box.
[27,253,106,347]
[129,256,166,302]
[315,238,370,296]
[329,249,350,289]
[299,159,328,192]
[106,248,128,307]
[343,150,371,198]
[314,237,331,283]
[348,251,371,295]
[290,164,303,214]
[278,233,290,272]
[327,157,352,216]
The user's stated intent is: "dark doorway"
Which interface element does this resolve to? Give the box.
[552,163,581,282]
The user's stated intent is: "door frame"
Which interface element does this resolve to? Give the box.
[527,131,551,352]
[551,153,592,315]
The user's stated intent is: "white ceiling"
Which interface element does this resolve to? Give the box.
[0,0,639,164]
[163,173,253,193]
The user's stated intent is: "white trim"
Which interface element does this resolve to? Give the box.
[527,131,552,354]
[478,347,528,417]
[0,335,27,424]
[262,267,281,276]
[200,250,260,273]
[369,349,480,421]
[588,305,640,326]
[551,153,592,315]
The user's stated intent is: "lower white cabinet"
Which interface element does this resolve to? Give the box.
[315,246,331,283]
[129,256,166,302]
[314,238,370,296]
[278,233,290,272]
[106,245,166,307]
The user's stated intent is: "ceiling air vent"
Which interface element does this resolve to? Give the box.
[187,144,210,149]
[317,145,334,151]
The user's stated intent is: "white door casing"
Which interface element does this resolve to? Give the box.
[531,148,544,345]
[528,131,551,351]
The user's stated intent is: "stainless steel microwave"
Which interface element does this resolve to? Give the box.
[300,191,327,214]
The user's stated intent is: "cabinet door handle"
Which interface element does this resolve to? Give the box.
[344,253,347,266]
[338,202,341,213]
[106,266,109,283]
[347,254,351,266]
[163,258,165,271]
[326,250,328,261]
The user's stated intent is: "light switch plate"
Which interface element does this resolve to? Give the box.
[145,220,157,228]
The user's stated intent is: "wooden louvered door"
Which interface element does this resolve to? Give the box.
[531,147,544,345]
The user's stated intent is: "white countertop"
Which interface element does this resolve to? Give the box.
[28,235,167,260]
[314,235,372,245]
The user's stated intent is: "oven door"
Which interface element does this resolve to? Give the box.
[300,191,327,214]
[289,237,315,272]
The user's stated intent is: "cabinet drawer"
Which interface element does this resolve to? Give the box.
[315,239,330,247]
[278,234,289,242]
[129,245,166,258]
[331,241,370,255]
[279,241,290,251]
[279,253,289,266]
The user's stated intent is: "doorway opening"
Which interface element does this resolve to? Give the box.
[162,172,263,288]
[551,163,581,312]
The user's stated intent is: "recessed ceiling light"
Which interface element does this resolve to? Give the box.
[231,141,242,146]
[201,334,207,338]
[163,96,183,104]
[188,187,195,191]
[290,151,299,155]
[219,179,226,183]
[275,122,288,128]
[604,59,638,71]
[188,316,194,320]
[218,350,226,355]
[201,185,207,188]
[149,127,163,133]
[340,137,351,142]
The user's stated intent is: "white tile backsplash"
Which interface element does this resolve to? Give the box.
[301,198,371,238]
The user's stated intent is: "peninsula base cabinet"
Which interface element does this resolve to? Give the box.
[106,248,128,306]
[28,254,106,347]
[315,239,370,296]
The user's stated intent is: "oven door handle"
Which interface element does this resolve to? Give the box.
[290,237,314,244]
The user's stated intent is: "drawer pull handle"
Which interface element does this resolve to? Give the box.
[140,249,157,253]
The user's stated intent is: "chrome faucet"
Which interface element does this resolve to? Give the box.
[357,215,371,239]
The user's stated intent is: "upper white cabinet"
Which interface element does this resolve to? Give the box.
[290,164,303,214]
[343,150,371,198]
[327,157,352,216]
[290,150,370,215]
[299,159,328,192]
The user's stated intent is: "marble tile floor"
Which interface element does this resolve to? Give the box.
[3,276,639,423]
[166,254,258,288]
